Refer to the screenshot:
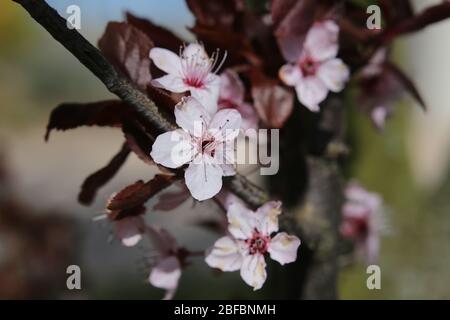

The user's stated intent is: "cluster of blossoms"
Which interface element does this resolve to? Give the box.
[95,12,393,297]
[146,41,302,294]
[116,18,354,297]
[150,20,351,202]
[32,0,449,300]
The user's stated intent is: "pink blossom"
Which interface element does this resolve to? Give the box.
[114,215,145,247]
[149,43,225,114]
[150,96,241,201]
[147,225,183,300]
[340,182,385,264]
[279,20,350,112]
[205,201,300,290]
[219,69,259,130]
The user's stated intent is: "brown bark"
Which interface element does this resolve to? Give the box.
[298,158,343,299]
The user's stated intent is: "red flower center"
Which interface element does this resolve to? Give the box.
[201,138,216,157]
[184,77,205,88]
[299,56,318,77]
[246,230,270,255]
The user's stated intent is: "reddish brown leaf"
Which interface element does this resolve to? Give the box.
[251,70,294,128]
[107,175,179,212]
[78,143,130,205]
[126,12,183,52]
[381,2,450,44]
[186,0,240,30]
[107,205,146,221]
[271,0,317,62]
[153,184,190,211]
[379,0,414,25]
[385,62,426,110]
[98,22,154,90]
[122,120,155,166]
[45,100,133,141]
[146,85,179,116]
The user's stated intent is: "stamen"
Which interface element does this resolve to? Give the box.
[213,50,228,74]
[179,45,228,88]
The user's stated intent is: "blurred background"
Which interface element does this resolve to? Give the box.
[0,0,449,299]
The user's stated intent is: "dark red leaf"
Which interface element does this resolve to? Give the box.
[153,184,190,211]
[385,62,426,110]
[45,100,133,141]
[379,0,414,25]
[250,70,294,128]
[381,2,450,44]
[186,0,240,30]
[271,0,317,62]
[126,12,183,52]
[107,205,146,221]
[98,22,154,90]
[122,119,156,166]
[107,175,179,212]
[146,85,179,116]
[78,143,130,205]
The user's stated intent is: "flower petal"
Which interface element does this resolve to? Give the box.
[151,74,188,93]
[185,154,223,201]
[279,64,302,86]
[295,77,328,112]
[227,201,258,240]
[365,232,380,264]
[205,236,243,272]
[268,232,301,265]
[317,58,350,93]
[115,216,145,247]
[148,256,181,299]
[213,140,236,170]
[220,69,245,104]
[371,105,391,130]
[182,43,209,60]
[220,164,236,177]
[256,201,282,236]
[304,20,339,61]
[149,47,182,75]
[209,108,242,142]
[240,253,267,290]
[346,183,382,213]
[150,129,195,168]
[236,103,259,131]
[175,96,211,137]
[191,74,221,114]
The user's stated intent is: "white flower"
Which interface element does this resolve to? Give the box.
[205,201,301,290]
[279,20,350,112]
[147,225,183,300]
[150,96,242,201]
[149,43,225,114]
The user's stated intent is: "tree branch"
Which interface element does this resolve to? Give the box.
[13,0,267,209]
